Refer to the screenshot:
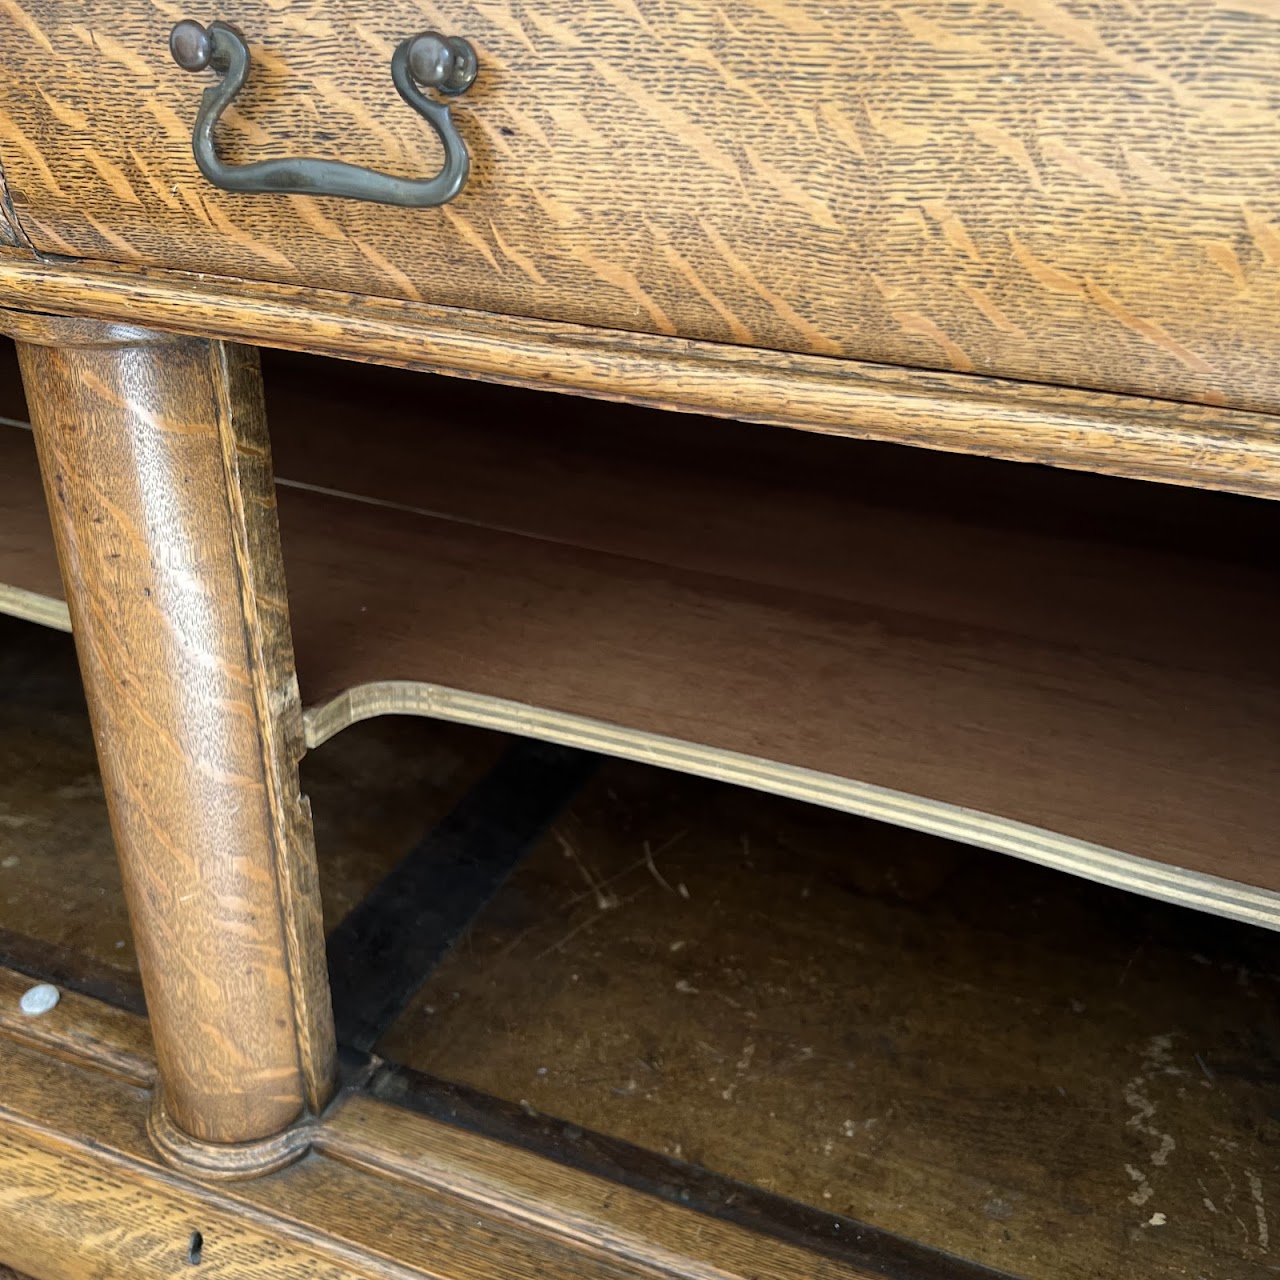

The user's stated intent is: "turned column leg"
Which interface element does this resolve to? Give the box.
[7,314,334,1169]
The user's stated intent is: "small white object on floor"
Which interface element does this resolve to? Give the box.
[19,983,59,1016]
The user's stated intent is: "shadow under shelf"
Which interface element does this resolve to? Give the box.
[0,341,1276,925]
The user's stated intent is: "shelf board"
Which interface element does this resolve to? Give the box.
[3,349,1278,926]
[264,356,1280,920]
[0,426,68,632]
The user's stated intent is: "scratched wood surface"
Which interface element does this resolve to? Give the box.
[0,1025,882,1280]
[380,755,1280,1280]
[1,1,1278,411]
[6,262,1280,499]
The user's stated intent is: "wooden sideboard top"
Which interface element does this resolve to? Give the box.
[1,0,1279,414]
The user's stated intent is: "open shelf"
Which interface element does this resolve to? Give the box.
[2,340,1278,924]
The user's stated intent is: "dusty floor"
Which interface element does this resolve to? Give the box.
[1,613,1278,1279]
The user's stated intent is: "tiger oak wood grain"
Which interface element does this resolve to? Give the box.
[0,1028,884,1280]
[4,260,1280,497]
[1,0,1278,410]
[255,358,1280,906]
[10,315,335,1147]
[0,151,31,250]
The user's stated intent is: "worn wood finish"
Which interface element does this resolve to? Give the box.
[9,316,335,1150]
[4,262,1280,497]
[1,1,1279,411]
[0,964,152,1087]
[318,1093,931,1280]
[377,756,1280,1280]
[0,1017,884,1280]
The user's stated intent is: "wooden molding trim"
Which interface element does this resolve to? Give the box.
[208,339,337,1120]
[147,1088,315,1182]
[304,681,1280,932]
[1,259,1278,497]
[0,311,176,348]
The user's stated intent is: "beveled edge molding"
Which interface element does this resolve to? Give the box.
[0,583,70,632]
[304,680,1280,933]
[0,257,1278,497]
[147,1086,315,1181]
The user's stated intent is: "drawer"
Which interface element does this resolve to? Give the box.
[1,1,1278,412]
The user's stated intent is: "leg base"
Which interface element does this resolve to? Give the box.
[147,1086,315,1181]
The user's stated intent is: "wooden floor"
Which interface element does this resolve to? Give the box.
[1,613,1278,1279]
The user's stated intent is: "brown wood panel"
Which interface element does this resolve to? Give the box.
[4,260,1280,498]
[261,359,1280,908]
[1,1,1279,410]
[275,485,1280,893]
[0,424,65,626]
[12,317,335,1146]
[262,352,1279,674]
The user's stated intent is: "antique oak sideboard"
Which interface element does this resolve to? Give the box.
[0,0,1277,1275]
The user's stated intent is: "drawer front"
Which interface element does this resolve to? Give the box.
[1,1,1278,411]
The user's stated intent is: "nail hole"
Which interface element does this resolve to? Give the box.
[187,1230,203,1265]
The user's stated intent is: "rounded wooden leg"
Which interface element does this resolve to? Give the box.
[8,314,334,1164]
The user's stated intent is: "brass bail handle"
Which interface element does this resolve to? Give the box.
[169,19,479,207]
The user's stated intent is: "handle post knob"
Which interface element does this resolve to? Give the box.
[405,32,479,95]
[169,19,213,71]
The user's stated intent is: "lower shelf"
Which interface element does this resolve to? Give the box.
[304,681,1280,928]
[1,345,1278,925]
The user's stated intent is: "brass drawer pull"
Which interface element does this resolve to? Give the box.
[169,20,478,207]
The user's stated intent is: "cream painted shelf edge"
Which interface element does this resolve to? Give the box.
[2,579,1274,932]
[303,681,1280,934]
[0,583,68,632]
